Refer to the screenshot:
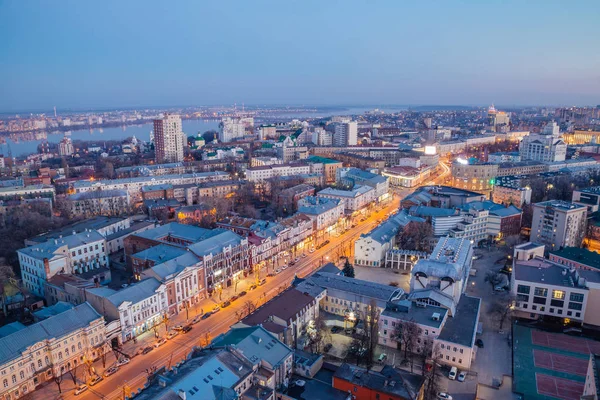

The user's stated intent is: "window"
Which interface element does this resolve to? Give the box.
[11,376,15,384]
[533,297,546,305]
[567,311,572,316]
[532,305,537,310]
[19,372,23,380]
[568,302,583,311]
[552,290,565,300]
[2,379,6,388]
[558,309,563,315]
[534,287,548,297]
[576,312,581,318]
[517,285,530,294]
[37,360,42,368]
[570,293,584,302]
[517,294,529,302]
[550,299,564,307]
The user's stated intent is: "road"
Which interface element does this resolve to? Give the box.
[38,162,452,400]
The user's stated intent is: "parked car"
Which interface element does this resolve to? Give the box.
[74,384,88,396]
[182,325,193,333]
[212,305,221,313]
[294,257,300,263]
[154,338,167,347]
[309,248,315,253]
[173,325,184,331]
[221,300,231,308]
[116,358,130,367]
[121,284,129,288]
[142,346,154,355]
[103,366,119,377]
[249,284,257,291]
[201,312,212,320]
[475,339,484,348]
[259,279,267,286]
[191,315,201,324]
[378,353,387,363]
[457,371,466,382]
[239,291,247,297]
[437,393,453,400]
[449,366,458,380]
[302,253,307,258]
[324,343,333,352]
[230,294,239,302]
[294,380,306,387]
[89,375,103,386]
[282,265,288,270]
[166,331,179,340]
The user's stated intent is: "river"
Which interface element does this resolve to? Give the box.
[3,106,406,157]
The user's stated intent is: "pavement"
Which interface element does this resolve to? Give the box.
[34,195,403,400]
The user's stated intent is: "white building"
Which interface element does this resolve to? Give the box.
[85,277,168,342]
[312,127,333,146]
[531,200,587,250]
[297,196,345,232]
[408,236,474,316]
[245,163,310,182]
[58,136,74,156]
[154,114,186,163]
[0,303,107,400]
[18,231,108,297]
[519,121,567,162]
[333,121,358,146]
[317,185,375,212]
[337,167,389,201]
[218,117,246,142]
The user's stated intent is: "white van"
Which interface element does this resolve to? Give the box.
[449,366,458,380]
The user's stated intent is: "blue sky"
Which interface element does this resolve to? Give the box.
[1,0,599,111]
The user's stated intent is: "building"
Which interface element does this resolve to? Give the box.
[311,127,333,146]
[549,247,600,271]
[487,104,510,132]
[333,152,386,172]
[382,165,435,188]
[85,277,168,342]
[237,287,320,348]
[333,363,424,400]
[531,200,587,250]
[297,196,345,233]
[451,161,498,192]
[154,114,186,163]
[66,189,130,218]
[573,186,600,214]
[582,354,600,400]
[519,121,567,162]
[487,152,521,164]
[0,303,107,400]
[409,237,473,315]
[0,185,55,203]
[245,163,310,182]
[317,185,375,213]
[251,156,282,167]
[202,146,245,161]
[277,184,315,212]
[218,117,246,142]
[492,177,532,206]
[18,230,108,297]
[337,167,389,201]
[212,326,294,389]
[58,136,74,156]
[354,211,423,268]
[141,183,174,201]
[333,121,358,146]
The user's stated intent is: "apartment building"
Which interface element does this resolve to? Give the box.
[492,176,532,206]
[297,196,345,232]
[572,186,600,214]
[337,167,389,200]
[66,189,130,218]
[531,200,587,250]
[317,185,375,213]
[451,161,498,192]
[305,156,343,183]
[0,303,106,400]
[218,117,246,142]
[154,114,186,163]
[519,122,567,162]
[0,185,56,203]
[245,163,310,182]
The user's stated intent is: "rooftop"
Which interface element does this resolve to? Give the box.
[0,302,102,365]
[27,216,126,243]
[317,185,373,198]
[437,295,481,347]
[32,301,75,320]
[242,288,316,327]
[132,243,188,264]
[534,200,586,212]
[297,196,342,215]
[67,189,128,200]
[134,222,222,244]
[382,300,448,329]
[284,373,349,400]
[514,258,599,287]
[360,211,422,244]
[550,247,600,270]
[297,272,403,302]
[188,230,245,257]
[306,156,341,165]
[73,171,229,188]
[141,183,173,192]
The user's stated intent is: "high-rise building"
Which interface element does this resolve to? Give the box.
[218,117,246,142]
[58,136,74,156]
[531,200,587,250]
[312,127,333,146]
[333,121,358,146]
[487,104,510,132]
[519,121,566,162]
[154,114,186,163]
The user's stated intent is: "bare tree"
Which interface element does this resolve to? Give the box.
[396,221,433,252]
[424,343,444,399]
[364,299,380,371]
[242,300,256,318]
[485,270,504,290]
[308,312,331,353]
[418,338,434,376]
[52,367,64,394]
[489,293,516,330]
[395,320,419,363]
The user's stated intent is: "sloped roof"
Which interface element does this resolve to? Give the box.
[106,278,162,307]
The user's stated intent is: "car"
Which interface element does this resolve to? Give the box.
[449,366,458,380]
[212,305,221,312]
[121,283,129,288]
[249,284,257,291]
[191,315,201,324]
[475,339,484,348]
[221,300,231,308]
[331,326,342,333]
[437,393,453,400]
[89,375,103,386]
[259,279,267,286]
[324,343,333,352]
[282,265,288,270]
[378,353,387,363]
[267,272,276,277]
[457,371,466,382]
[154,338,167,347]
[166,330,179,340]
[74,384,88,396]
[294,257,300,263]
[201,312,212,320]
[239,291,247,297]
[230,294,239,302]
[275,268,281,274]
[142,346,154,355]
[295,379,306,387]
[302,253,307,258]
[309,248,315,253]
[351,224,357,228]
[116,358,130,367]
[173,325,184,331]
[103,366,119,377]
[425,363,433,372]
[182,325,193,333]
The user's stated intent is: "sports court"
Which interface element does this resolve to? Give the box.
[514,323,590,400]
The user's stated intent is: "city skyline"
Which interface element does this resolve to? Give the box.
[2,1,599,111]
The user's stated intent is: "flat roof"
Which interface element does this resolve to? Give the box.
[437,295,481,347]
[550,247,600,269]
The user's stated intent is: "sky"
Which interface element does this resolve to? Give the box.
[1,0,599,112]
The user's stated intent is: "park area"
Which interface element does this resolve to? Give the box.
[513,323,596,399]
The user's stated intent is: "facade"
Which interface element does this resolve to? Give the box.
[297,196,345,232]
[58,136,74,156]
[218,117,246,142]
[154,114,186,163]
[311,127,333,146]
[333,121,358,146]
[582,354,600,400]
[0,185,55,203]
[519,121,567,162]
[573,186,600,214]
[0,303,107,400]
[245,163,310,182]
[531,200,587,250]
[549,247,600,271]
[317,185,375,212]
[338,167,389,200]
[382,165,435,188]
[487,152,521,164]
[451,161,498,192]
[277,184,315,212]
[492,178,532,206]
[66,189,130,218]
[305,156,343,183]
[18,231,108,297]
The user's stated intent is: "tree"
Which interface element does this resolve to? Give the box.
[396,320,419,363]
[396,221,433,252]
[242,300,257,318]
[308,312,331,353]
[489,293,516,330]
[485,270,504,290]
[424,343,444,399]
[202,130,218,143]
[364,299,380,371]
[342,258,355,278]
[53,371,64,394]
[68,363,79,385]
[418,338,434,376]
